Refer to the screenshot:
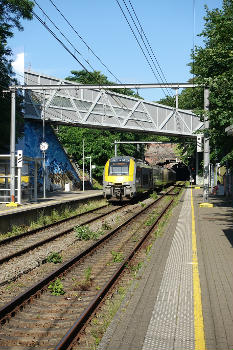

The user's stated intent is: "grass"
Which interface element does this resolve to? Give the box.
[0,199,107,241]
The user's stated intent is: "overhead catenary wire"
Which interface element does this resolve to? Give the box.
[33,0,97,74]
[126,0,173,98]
[115,0,169,99]
[48,0,123,84]
[32,6,133,109]
[32,10,93,75]
[19,15,129,113]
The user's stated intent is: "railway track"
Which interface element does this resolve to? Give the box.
[0,204,123,265]
[0,184,183,350]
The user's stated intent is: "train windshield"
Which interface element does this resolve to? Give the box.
[109,161,129,176]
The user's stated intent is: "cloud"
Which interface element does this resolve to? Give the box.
[12,52,24,75]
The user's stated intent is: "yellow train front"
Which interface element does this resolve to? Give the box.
[103,156,153,201]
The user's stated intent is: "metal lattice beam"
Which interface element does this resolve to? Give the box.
[24,70,203,138]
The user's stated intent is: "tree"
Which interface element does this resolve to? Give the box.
[0,0,34,152]
[66,70,142,98]
[190,0,233,166]
[158,1,233,168]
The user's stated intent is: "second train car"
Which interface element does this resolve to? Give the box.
[103,156,176,201]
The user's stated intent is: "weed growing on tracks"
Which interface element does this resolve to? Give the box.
[48,278,65,295]
[1,199,107,241]
[101,221,112,230]
[130,262,143,276]
[146,244,153,255]
[75,225,100,241]
[150,192,158,200]
[72,266,93,291]
[47,252,63,264]
[111,251,124,263]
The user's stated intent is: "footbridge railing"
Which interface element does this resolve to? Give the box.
[23,71,203,138]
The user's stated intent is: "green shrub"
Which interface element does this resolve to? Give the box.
[150,192,158,200]
[48,278,65,295]
[75,225,100,240]
[47,252,63,264]
[111,251,124,263]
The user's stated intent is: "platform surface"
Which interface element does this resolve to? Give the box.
[0,189,103,216]
[98,187,233,350]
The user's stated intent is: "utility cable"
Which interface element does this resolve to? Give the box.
[115,0,168,98]
[33,1,97,74]
[48,0,123,84]
[126,0,173,98]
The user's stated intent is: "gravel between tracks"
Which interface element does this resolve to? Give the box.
[0,198,154,307]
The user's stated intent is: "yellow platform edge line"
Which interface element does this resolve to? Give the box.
[191,186,206,350]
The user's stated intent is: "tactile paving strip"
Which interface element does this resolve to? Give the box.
[142,189,195,350]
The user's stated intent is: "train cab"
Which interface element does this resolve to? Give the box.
[103,156,135,200]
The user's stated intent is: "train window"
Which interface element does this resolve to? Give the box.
[109,162,129,176]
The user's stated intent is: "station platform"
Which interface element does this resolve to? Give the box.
[98,187,233,350]
[0,190,103,233]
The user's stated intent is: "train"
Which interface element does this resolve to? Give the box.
[103,156,176,201]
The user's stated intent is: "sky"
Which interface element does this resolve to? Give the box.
[9,0,222,102]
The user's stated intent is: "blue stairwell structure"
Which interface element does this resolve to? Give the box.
[16,120,81,192]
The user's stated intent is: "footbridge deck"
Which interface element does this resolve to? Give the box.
[24,71,203,138]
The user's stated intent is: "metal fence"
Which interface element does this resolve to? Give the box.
[0,153,41,204]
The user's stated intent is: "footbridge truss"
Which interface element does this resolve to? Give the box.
[24,70,203,137]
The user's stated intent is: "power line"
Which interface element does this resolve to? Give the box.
[126,0,172,96]
[48,0,122,84]
[33,0,97,73]
[114,1,164,89]
[115,0,169,99]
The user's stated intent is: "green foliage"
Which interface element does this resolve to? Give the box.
[48,278,65,295]
[75,225,100,240]
[190,1,233,166]
[0,0,34,152]
[130,262,143,275]
[158,1,233,168]
[138,201,145,208]
[150,192,158,200]
[101,221,112,230]
[47,252,63,264]
[111,250,124,263]
[84,266,92,282]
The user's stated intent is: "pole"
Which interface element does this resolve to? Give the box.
[175,88,179,109]
[17,166,22,204]
[90,156,92,185]
[115,141,117,157]
[43,151,46,198]
[42,91,46,199]
[34,161,38,202]
[203,87,210,202]
[196,151,199,185]
[10,90,16,203]
[83,139,85,191]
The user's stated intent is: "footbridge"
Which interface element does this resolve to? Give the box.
[24,71,203,137]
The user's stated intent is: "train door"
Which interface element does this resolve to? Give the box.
[136,166,142,191]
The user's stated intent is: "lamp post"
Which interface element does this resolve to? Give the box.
[82,139,85,191]
[86,156,92,185]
